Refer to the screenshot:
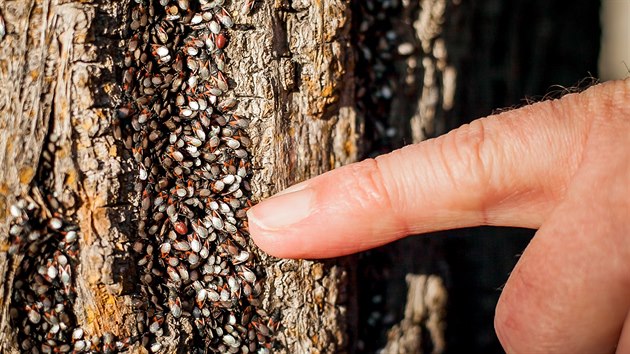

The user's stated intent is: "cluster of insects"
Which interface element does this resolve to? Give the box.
[353,0,416,154]
[8,193,129,353]
[121,0,273,353]
[7,0,271,353]
[353,0,421,350]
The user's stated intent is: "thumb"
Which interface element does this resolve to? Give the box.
[247,83,595,258]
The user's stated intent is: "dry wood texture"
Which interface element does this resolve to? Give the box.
[0,0,358,352]
[230,0,358,352]
[381,275,446,354]
[0,1,133,352]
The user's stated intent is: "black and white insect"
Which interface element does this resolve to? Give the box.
[0,12,5,42]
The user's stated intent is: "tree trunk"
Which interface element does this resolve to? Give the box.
[0,0,359,352]
[0,1,137,351]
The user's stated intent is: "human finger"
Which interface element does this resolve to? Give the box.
[247,82,600,258]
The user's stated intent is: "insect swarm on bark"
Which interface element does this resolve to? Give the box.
[120,0,272,353]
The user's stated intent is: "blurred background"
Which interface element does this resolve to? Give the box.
[600,0,630,81]
[353,0,628,352]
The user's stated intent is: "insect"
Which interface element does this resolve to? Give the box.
[0,12,6,42]
[241,0,256,15]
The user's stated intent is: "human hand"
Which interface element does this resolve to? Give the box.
[247,79,630,353]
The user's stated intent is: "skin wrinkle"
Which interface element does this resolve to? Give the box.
[435,124,488,217]
[409,145,445,215]
[344,159,392,213]
[388,147,424,213]
[371,156,413,238]
[439,118,497,226]
[469,118,495,226]
[484,188,537,226]
[379,146,438,230]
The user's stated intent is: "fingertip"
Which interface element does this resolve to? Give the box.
[246,197,331,259]
[246,187,317,258]
[246,166,408,259]
[246,213,296,258]
[248,204,393,259]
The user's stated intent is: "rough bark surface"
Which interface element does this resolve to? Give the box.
[0,0,132,351]
[381,275,446,354]
[0,0,357,353]
[228,0,357,352]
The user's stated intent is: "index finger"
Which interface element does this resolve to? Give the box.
[246,81,599,258]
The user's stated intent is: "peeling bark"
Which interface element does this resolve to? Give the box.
[381,275,447,354]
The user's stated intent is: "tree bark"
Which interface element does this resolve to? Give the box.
[0,0,358,353]
[235,0,358,352]
[1,1,133,352]
[381,275,446,354]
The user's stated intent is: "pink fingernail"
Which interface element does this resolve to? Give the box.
[247,188,314,231]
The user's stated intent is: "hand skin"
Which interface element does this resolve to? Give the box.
[247,79,630,353]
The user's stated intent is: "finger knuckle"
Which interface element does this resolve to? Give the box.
[448,119,493,185]
[341,159,394,211]
[438,119,494,220]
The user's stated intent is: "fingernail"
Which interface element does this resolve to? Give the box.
[247,188,314,231]
[272,180,309,198]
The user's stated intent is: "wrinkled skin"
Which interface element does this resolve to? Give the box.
[248,79,630,353]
